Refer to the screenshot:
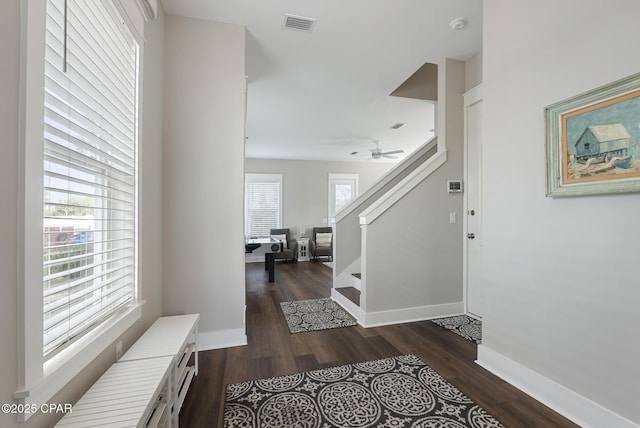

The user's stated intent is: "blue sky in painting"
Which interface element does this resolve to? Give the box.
[565,95,640,154]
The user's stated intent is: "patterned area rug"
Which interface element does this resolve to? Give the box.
[280,297,357,333]
[431,315,482,344]
[223,354,504,427]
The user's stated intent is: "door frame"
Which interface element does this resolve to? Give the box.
[463,84,483,318]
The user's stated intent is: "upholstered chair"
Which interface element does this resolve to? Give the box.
[310,227,333,261]
[269,228,298,262]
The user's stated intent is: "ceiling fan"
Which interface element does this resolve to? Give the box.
[369,141,404,160]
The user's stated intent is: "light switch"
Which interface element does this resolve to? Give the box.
[449,212,456,223]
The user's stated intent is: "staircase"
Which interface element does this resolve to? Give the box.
[332,137,438,288]
[334,136,465,326]
[332,58,467,328]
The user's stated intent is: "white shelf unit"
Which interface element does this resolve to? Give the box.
[298,237,310,261]
[55,356,173,428]
[119,314,200,428]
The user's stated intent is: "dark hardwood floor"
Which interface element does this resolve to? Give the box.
[179,261,579,428]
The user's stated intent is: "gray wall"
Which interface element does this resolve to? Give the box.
[162,16,247,349]
[1,2,23,426]
[364,59,465,314]
[333,141,438,276]
[0,3,165,427]
[245,158,393,236]
[364,163,464,311]
[465,51,482,91]
[482,0,640,424]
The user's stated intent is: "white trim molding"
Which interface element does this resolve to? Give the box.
[359,149,447,225]
[360,301,463,327]
[333,257,362,290]
[334,137,438,224]
[14,304,143,422]
[245,173,283,237]
[462,84,483,318]
[331,290,364,325]
[333,299,463,329]
[16,1,144,421]
[198,328,247,351]
[328,173,359,223]
[477,345,639,428]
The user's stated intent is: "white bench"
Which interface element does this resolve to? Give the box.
[120,314,199,427]
[54,356,173,428]
[55,314,199,428]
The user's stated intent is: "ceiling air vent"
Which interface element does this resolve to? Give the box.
[284,14,317,32]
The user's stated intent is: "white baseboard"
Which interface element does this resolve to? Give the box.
[198,328,247,351]
[476,345,639,428]
[331,292,463,330]
[360,301,463,328]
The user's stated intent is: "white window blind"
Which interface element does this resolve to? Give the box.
[42,0,139,357]
[245,174,282,237]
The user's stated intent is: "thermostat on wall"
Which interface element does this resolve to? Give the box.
[447,180,463,193]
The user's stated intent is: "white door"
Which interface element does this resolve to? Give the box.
[464,86,483,318]
[328,174,358,222]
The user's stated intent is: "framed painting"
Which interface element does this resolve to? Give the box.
[545,72,640,197]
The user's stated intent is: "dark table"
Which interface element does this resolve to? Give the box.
[245,237,284,282]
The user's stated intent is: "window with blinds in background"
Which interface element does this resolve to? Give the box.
[42,0,139,358]
[245,174,283,237]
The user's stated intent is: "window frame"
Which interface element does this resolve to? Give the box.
[15,0,144,421]
[328,173,359,223]
[244,173,283,238]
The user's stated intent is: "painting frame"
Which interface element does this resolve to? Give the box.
[545,72,640,197]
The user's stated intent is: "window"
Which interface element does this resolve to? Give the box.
[43,0,139,358]
[17,0,142,419]
[245,174,283,237]
[328,173,359,221]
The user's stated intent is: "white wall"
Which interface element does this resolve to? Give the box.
[245,158,393,235]
[481,1,640,425]
[162,16,247,350]
[0,3,165,427]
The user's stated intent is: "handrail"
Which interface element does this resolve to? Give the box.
[334,136,438,223]
[359,149,447,225]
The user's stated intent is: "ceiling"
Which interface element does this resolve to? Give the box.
[160,0,482,162]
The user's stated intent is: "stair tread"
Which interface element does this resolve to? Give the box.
[336,287,360,306]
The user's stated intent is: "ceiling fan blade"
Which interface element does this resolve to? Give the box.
[383,154,398,159]
[381,149,404,156]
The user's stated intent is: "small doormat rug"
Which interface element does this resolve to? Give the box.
[431,315,482,344]
[280,297,357,333]
[223,354,504,427]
